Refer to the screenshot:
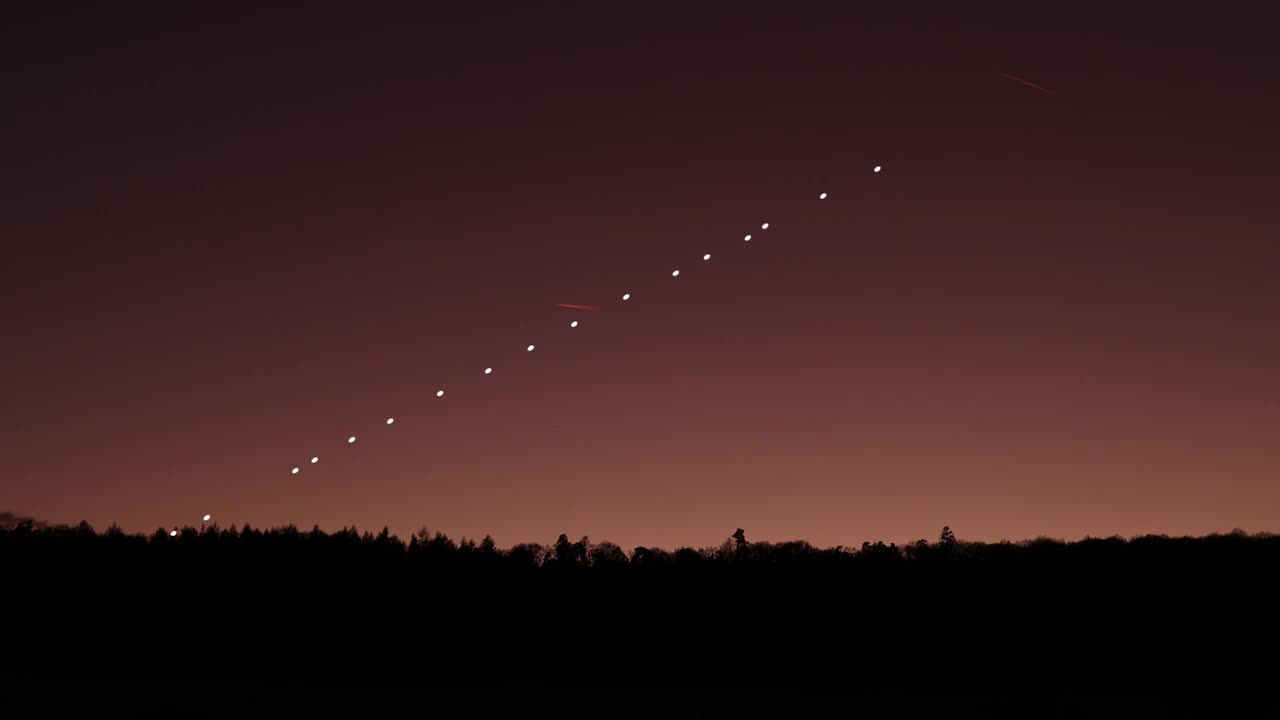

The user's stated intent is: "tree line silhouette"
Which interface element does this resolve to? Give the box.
[6,518,1277,572]
[4,518,1277,690]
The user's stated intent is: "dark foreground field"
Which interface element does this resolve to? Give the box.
[4,523,1278,716]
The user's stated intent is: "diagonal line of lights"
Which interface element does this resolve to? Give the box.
[182,165,883,531]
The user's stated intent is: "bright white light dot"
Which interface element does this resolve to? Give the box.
[291,467,300,474]
[311,456,319,464]
[348,436,356,444]
[874,165,882,173]
[527,344,535,352]
[484,367,493,375]
[386,417,395,425]
[622,293,631,301]
[761,223,769,230]
[703,253,711,261]
[672,270,680,277]
[170,530,178,537]
[819,192,828,199]
[744,234,752,242]
[570,321,578,328]
[202,514,211,522]
[436,390,445,398]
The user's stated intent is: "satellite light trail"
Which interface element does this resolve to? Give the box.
[1000,72,1057,96]
[252,159,886,537]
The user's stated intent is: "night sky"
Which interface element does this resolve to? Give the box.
[4,2,1277,549]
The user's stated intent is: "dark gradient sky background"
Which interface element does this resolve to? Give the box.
[3,2,1277,549]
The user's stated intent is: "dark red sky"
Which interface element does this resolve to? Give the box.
[3,2,1277,548]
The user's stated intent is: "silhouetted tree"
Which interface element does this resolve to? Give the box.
[631,546,675,567]
[588,541,627,568]
[674,547,702,567]
[507,542,544,568]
